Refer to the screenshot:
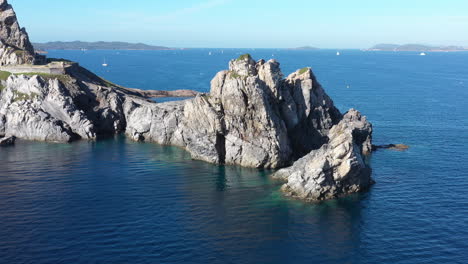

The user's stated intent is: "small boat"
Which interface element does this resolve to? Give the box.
[208,51,212,56]
[102,58,108,67]
[336,51,340,56]
[420,52,426,56]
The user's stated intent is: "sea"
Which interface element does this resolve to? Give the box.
[1,49,467,264]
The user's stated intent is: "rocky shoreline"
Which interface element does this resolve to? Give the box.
[0,0,376,201]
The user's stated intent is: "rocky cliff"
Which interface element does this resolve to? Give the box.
[123,55,343,169]
[0,0,39,65]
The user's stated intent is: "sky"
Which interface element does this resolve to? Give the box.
[9,0,468,48]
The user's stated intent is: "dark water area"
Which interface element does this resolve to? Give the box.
[1,49,468,263]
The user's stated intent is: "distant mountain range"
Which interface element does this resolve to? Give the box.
[290,46,320,50]
[33,41,173,51]
[368,44,468,52]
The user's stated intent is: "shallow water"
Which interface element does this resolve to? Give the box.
[1,49,468,264]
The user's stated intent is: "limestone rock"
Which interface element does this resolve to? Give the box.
[273,109,373,201]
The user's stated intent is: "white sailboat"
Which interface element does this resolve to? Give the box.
[102,58,108,67]
[336,51,340,56]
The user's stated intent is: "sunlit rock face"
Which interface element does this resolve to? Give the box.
[0,0,38,66]
[167,54,342,169]
[273,109,373,201]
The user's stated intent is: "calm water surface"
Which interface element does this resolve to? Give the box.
[1,49,467,264]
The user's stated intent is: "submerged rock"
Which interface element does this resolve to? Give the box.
[0,134,14,146]
[373,144,409,151]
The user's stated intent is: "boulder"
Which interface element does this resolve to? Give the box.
[273,109,374,201]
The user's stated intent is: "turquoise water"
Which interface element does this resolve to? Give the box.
[1,49,468,264]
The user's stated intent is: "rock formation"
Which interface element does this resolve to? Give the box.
[124,55,343,169]
[0,0,375,201]
[273,109,373,201]
[0,0,41,65]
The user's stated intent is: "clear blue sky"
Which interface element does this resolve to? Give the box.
[10,0,468,48]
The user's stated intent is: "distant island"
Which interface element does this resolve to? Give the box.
[33,41,174,51]
[368,44,468,52]
[289,46,320,50]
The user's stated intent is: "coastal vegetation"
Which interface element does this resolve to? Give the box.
[0,71,11,80]
[298,67,309,74]
[236,54,252,61]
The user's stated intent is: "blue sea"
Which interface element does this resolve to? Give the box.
[1,49,468,264]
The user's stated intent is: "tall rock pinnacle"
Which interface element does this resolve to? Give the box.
[0,0,39,65]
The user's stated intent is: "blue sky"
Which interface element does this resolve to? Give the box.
[10,0,468,48]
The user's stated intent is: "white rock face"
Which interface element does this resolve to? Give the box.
[0,75,95,142]
[273,109,373,201]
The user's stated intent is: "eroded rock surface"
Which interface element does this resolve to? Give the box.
[0,0,39,65]
[273,109,374,201]
[141,55,343,168]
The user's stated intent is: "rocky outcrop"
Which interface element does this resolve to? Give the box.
[133,55,340,168]
[273,109,373,201]
[122,55,343,169]
[0,0,375,202]
[0,0,39,65]
[0,134,14,146]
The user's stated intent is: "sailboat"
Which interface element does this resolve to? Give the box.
[336,51,340,56]
[102,58,108,67]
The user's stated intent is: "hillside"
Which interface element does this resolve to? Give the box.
[33,41,173,50]
[368,43,467,51]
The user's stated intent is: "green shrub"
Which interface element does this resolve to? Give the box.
[0,71,11,81]
[14,72,71,83]
[298,67,309,74]
[236,54,252,61]
[229,71,241,79]
[12,91,39,102]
